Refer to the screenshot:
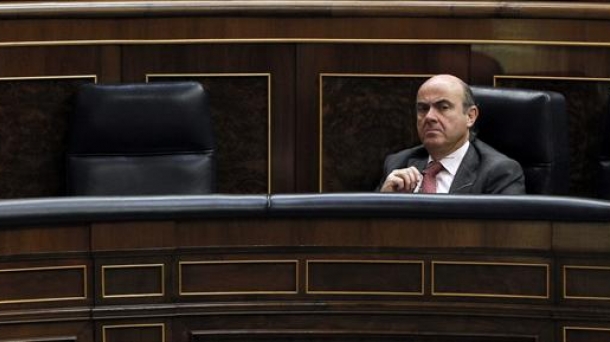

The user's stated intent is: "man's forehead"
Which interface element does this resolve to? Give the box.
[417,86,462,104]
[416,97,456,105]
[418,77,463,97]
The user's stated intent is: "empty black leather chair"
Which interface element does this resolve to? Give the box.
[472,86,569,195]
[67,82,216,195]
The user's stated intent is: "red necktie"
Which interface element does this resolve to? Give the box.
[420,161,444,194]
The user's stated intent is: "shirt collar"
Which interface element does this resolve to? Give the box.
[427,141,470,176]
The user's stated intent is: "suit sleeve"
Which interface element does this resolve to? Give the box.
[485,158,527,194]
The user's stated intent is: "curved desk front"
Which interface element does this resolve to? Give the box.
[1,194,609,342]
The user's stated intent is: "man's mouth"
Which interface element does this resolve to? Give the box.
[424,128,442,134]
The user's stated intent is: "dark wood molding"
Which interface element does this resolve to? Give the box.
[1,1,610,20]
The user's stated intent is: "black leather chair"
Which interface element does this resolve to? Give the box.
[67,82,216,195]
[472,86,569,195]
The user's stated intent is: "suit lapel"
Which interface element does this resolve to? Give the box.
[408,157,428,173]
[449,144,479,193]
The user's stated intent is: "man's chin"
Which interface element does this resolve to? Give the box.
[422,137,444,148]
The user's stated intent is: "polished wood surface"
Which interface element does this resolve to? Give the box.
[0,204,608,342]
[0,3,610,338]
[1,2,610,195]
[1,1,610,21]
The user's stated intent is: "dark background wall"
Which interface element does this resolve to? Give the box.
[1,2,610,198]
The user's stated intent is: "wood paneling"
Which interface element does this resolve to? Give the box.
[0,322,92,342]
[102,264,164,298]
[0,225,88,256]
[306,260,423,295]
[297,44,469,192]
[564,327,610,342]
[176,219,551,250]
[0,76,94,198]
[0,3,610,340]
[554,222,610,252]
[123,44,295,193]
[564,265,610,301]
[0,206,602,342]
[432,261,550,300]
[179,260,298,295]
[191,331,536,342]
[0,42,608,195]
[320,75,424,192]
[0,264,87,304]
[184,314,547,342]
[91,221,175,251]
[102,323,165,342]
[148,74,270,194]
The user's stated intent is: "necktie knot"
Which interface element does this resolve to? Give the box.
[424,161,444,177]
[420,161,444,193]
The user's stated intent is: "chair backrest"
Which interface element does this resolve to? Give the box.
[67,82,216,195]
[472,86,569,195]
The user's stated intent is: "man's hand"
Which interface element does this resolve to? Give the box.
[380,166,423,193]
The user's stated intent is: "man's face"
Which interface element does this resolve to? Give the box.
[415,76,476,159]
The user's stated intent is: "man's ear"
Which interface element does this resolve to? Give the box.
[466,105,479,128]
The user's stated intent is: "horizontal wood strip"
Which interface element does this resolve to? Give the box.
[1,1,610,20]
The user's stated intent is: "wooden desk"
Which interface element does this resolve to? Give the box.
[1,194,609,342]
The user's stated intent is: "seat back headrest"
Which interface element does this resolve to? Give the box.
[69,81,215,155]
[67,81,217,196]
[472,86,569,195]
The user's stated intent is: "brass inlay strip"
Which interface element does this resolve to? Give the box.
[179,260,298,295]
[494,74,610,85]
[0,338,77,342]
[563,265,610,301]
[191,328,538,339]
[306,259,424,296]
[6,38,610,48]
[101,263,165,299]
[102,323,165,342]
[563,326,610,342]
[431,261,550,299]
[0,75,97,82]
[147,73,272,193]
[0,265,87,304]
[318,73,431,192]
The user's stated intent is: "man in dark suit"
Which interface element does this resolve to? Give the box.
[378,74,525,194]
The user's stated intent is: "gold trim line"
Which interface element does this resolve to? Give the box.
[431,261,550,299]
[103,323,165,342]
[6,38,610,48]
[306,259,425,296]
[101,263,165,299]
[179,260,299,296]
[0,265,87,305]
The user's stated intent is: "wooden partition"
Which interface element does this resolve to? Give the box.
[0,194,610,342]
[0,2,610,197]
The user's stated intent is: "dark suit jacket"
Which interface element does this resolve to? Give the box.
[378,139,526,194]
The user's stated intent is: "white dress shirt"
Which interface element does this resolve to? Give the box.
[415,141,470,193]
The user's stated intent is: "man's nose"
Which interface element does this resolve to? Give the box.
[423,108,439,121]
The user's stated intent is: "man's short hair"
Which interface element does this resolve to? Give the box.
[460,79,476,111]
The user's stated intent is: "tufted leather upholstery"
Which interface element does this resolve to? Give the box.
[472,86,569,195]
[67,82,216,195]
